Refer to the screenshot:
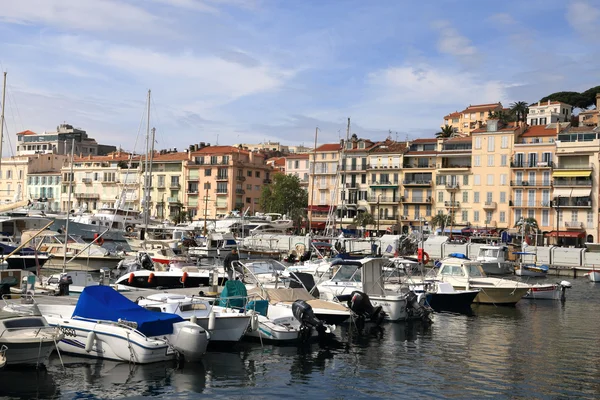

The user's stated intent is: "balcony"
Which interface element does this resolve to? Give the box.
[369,181,398,188]
[235,189,245,195]
[402,164,435,169]
[512,200,553,208]
[236,176,246,182]
[483,201,497,210]
[82,178,92,184]
[167,197,181,203]
[403,180,432,187]
[510,180,552,187]
[553,179,592,187]
[216,190,228,196]
[74,193,100,199]
[216,175,229,181]
[511,161,554,168]
[263,178,272,184]
[564,221,584,229]
[169,182,181,189]
[444,201,460,208]
[553,197,592,208]
[345,182,359,190]
[368,196,399,204]
[403,197,432,204]
[554,163,593,170]
[445,182,460,190]
[187,189,199,195]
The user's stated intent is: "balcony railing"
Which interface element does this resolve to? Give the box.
[263,178,272,184]
[216,175,229,181]
[553,197,592,208]
[510,180,552,187]
[236,176,246,182]
[187,189,199,195]
[445,182,460,190]
[369,181,398,186]
[75,193,100,199]
[403,180,432,186]
[511,161,554,168]
[169,182,181,189]
[403,197,432,204]
[564,221,584,229]
[82,178,92,184]
[167,197,181,203]
[369,196,398,203]
[444,201,460,208]
[216,190,228,195]
[235,189,245,194]
[510,201,553,208]
[402,164,435,169]
[554,163,593,170]
[553,179,592,187]
[483,201,497,209]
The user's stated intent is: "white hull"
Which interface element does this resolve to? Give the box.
[43,257,122,272]
[586,271,600,282]
[186,315,249,342]
[515,267,547,278]
[244,315,324,342]
[0,339,56,366]
[523,284,562,300]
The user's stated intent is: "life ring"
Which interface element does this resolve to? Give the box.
[417,249,430,265]
[128,273,135,284]
[125,225,134,233]
[93,233,104,246]
[148,272,155,283]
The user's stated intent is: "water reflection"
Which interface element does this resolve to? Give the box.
[0,367,58,399]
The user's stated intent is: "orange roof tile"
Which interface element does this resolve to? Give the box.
[152,152,189,161]
[17,130,36,135]
[471,122,520,134]
[370,139,408,153]
[411,138,438,143]
[462,102,502,113]
[444,112,461,119]
[315,143,342,152]
[445,136,472,143]
[192,145,250,156]
[520,124,562,138]
[285,154,310,159]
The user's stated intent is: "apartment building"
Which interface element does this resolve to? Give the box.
[401,139,437,229]
[527,100,572,126]
[509,123,565,234]
[0,153,67,205]
[368,139,407,233]
[470,120,526,230]
[184,145,272,221]
[17,124,116,156]
[551,125,600,245]
[307,143,341,230]
[285,154,310,189]
[60,151,139,213]
[442,102,504,136]
[434,136,473,230]
[578,93,600,128]
[338,136,377,225]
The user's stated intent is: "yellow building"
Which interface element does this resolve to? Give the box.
[509,123,565,234]
[184,145,272,220]
[401,138,437,230]
[578,93,600,128]
[443,102,504,136]
[470,120,525,230]
[307,143,341,231]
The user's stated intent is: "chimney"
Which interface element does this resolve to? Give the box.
[556,122,561,134]
[548,100,551,106]
[538,101,541,106]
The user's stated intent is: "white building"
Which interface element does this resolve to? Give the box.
[527,100,572,126]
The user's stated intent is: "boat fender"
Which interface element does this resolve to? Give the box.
[250,313,259,332]
[148,272,155,283]
[93,233,104,246]
[208,311,216,331]
[85,331,96,353]
[128,273,135,284]
[190,315,198,325]
[181,271,189,286]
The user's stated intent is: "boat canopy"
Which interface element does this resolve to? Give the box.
[73,286,184,337]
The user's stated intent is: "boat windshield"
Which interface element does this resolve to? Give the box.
[332,265,361,282]
[465,263,485,277]
[480,249,499,258]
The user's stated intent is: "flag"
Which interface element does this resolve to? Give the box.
[385,244,393,253]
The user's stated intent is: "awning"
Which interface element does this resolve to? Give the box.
[357,206,368,212]
[571,188,592,197]
[552,170,592,178]
[308,205,335,212]
[346,205,357,210]
[310,222,326,229]
[435,228,464,234]
[545,231,586,238]
[553,188,572,197]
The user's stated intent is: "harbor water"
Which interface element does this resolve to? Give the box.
[3,277,600,399]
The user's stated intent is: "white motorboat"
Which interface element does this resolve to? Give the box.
[188,232,237,259]
[317,258,431,322]
[0,305,63,366]
[428,254,531,305]
[476,245,514,276]
[137,293,251,342]
[115,266,226,290]
[34,286,209,363]
[523,281,572,300]
[584,270,600,282]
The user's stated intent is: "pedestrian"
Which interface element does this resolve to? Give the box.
[223,248,239,281]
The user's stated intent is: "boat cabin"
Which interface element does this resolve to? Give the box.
[437,258,487,278]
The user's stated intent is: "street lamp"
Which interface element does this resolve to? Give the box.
[376,194,381,237]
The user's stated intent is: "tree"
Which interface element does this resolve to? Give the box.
[515,217,539,245]
[510,101,529,122]
[258,173,308,224]
[488,110,514,123]
[436,125,455,139]
[430,213,455,234]
[173,210,189,224]
[354,212,375,230]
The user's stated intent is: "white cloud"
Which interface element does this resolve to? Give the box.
[432,20,477,57]
[0,0,160,33]
[567,0,600,38]
[489,13,516,25]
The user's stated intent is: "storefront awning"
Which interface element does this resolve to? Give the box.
[308,205,335,212]
[553,188,572,197]
[357,206,368,212]
[552,170,592,178]
[545,231,586,238]
[571,188,592,197]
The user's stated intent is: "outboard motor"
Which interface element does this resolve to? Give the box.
[405,291,432,322]
[559,280,572,302]
[349,291,385,327]
[292,300,326,340]
[57,274,73,296]
[139,253,154,270]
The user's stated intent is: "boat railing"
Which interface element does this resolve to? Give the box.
[0,324,61,339]
[71,316,153,339]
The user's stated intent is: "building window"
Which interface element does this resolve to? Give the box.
[6,170,12,179]
[474,137,481,149]
[501,136,509,149]
[500,191,506,203]
[474,175,480,185]
[499,212,506,223]
[487,155,494,167]
[462,192,468,203]
[571,211,578,223]
[542,210,549,226]
[247,170,252,177]
[486,192,493,203]
[487,137,495,152]
[463,175,468,185]
[528,209,535,219]
[474,192,480,203]
[500,174,507,185]
[500,155,507,166]
[474,155,481,167]
[474,211,479,222]
[587,211,594,228]
[462,210,468,222]
[485,211,493,223]
[487,175,493,185]
[438,191,444,202]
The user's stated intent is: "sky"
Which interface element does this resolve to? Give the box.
[0,0,598,155]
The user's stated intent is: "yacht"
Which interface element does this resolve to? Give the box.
[188,232,237,259]
[476,245,515,275]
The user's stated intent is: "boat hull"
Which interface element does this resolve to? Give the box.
[426,290,479,312]
[4,255,51,272]
[0,339,56,366]
[586,271,600,282]
[524,284,561,300]
[451,285,529,305]
[43,256,123,272]
[190,315,250,342]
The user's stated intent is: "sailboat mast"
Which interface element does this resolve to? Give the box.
[308,126,318,234]
[62,138,75,272]
[0,72,6,162]
[144,89,151,227]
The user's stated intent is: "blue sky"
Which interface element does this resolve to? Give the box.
[0,0,598,155]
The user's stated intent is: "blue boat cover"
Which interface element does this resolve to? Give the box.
[449,253,469,260]
[219,280,248,308]
[73,286,184,337]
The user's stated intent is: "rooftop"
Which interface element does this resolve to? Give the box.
[17,130,37,136]
[520,123,567,138]
[462,102,502,113]
[444,112,461,119]
[315,143,342,152]
[370,139,408,153]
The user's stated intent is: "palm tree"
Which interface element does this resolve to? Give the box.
[488,110,514,123]
[515,217,539,245]
[430,213,455,234]
[510,101,529,122]
[436,125,455,139]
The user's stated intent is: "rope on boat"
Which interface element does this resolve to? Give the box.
[36,336,43,369]
[53,335,65,369]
